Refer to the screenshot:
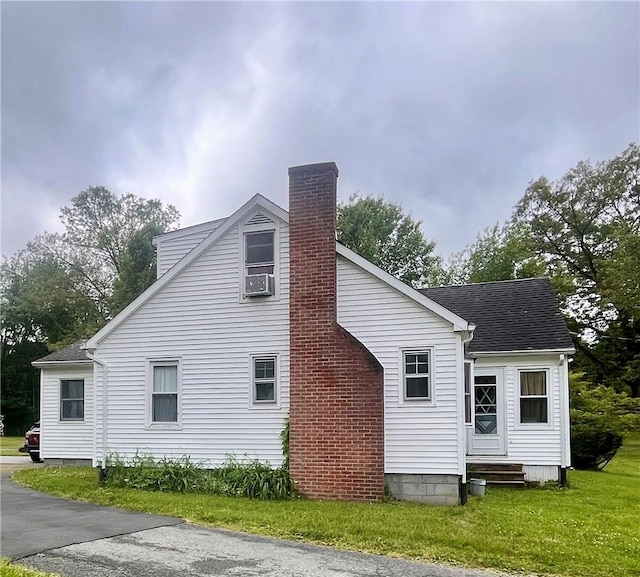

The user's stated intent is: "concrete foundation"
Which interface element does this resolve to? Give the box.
[385,473,461,506]
[44,458,92,467]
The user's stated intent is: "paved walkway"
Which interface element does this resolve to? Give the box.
[3,472,507,577]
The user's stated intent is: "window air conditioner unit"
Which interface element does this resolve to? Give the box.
[245,274,274,297]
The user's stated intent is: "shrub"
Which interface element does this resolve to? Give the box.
[105,452,294,500]
[570,373,640,470]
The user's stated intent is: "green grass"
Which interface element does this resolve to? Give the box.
[0,558,61,577]
[13,436,640,577]
[0,437,25,457]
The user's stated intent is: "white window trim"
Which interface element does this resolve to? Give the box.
[516,367,553,429]
[399,348,435,405]
[145,358,183,429]
[59,378,85,422]
[238,219,280,303]
[249,353,280,409]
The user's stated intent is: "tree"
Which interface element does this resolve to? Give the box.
[0,187,180,431]
[337,194,443,287]
[515,143,640,396]
[110,223,165,315]
[445,222,546,285]
[25,187,180,320]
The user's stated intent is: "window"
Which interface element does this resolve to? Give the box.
[151,363,178,423]
[404,350,431,400]
[519,370,548,424]
[253,356,276,404]
[245,231,274,275]
[60,379,84,420]
[464,361,472,424]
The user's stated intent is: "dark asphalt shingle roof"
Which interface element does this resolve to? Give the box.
[34,341,90,363]
[419,278,574,353]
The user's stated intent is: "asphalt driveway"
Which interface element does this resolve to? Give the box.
[1,470,182,558]
[2,470,505,577]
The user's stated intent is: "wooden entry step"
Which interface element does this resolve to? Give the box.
[467,463,526,487]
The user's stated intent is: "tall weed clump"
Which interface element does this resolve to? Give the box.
[105,453,294,500]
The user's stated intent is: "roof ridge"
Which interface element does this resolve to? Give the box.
[421,277,550,290]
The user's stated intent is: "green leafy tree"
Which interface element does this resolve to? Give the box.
[445,222,546,285]
[515,143,640,396]
[337,194,443,287]
[110,223,165,315]
[26,187,180,318]
[0,187,180,430]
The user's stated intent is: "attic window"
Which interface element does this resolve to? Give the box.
[245,231,274,275]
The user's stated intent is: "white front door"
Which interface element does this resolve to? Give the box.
[468,367,506,456]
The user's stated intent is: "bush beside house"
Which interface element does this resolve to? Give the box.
[570,372,640,469]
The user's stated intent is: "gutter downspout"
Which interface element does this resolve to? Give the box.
[458,325,475,505]
[85,351,108,482]
[558,353,571,487]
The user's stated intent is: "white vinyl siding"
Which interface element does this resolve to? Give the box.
[472,355,563,467]
[155,221,224,277]
[40,365,94,460]
[337,255,461,475]
[93,215,290,467]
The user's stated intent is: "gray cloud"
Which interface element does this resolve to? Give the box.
[2,1,638,259]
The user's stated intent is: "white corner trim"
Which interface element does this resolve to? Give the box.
[336,243,474,332]
[85,195,288,348]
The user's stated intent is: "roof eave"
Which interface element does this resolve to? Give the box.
[31,360,93,368]
[472,347,576,357]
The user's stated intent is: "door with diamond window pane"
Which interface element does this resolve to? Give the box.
[468,367,506,456]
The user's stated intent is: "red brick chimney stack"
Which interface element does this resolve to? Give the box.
[288,162,385,501]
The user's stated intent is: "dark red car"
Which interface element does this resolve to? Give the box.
[19,422,41,462]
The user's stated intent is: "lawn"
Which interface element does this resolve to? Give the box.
[0,436,25,457]
[13,435,640,577]
[1,558,60,577]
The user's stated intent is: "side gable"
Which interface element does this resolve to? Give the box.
[336,243,474,333]
[84,191,473,349]
[85,194,288,348]
[420,278,575,354]
[153,217,227,277]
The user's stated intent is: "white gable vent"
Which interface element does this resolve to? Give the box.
[246,212,274,226]
[245,274,274,297]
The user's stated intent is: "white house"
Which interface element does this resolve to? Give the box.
[33,162,574,505]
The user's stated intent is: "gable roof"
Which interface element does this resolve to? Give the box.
[84,193,474,350]
[336,244,473,332]
[32,341,91,365]
[419,278,574,354]
[85,194,289,348]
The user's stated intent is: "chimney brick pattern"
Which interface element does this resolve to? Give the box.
[288,162,385,501]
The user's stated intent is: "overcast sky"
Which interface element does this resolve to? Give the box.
[2,1,638,259]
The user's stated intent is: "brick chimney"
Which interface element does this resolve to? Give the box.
[288,162,384,501]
